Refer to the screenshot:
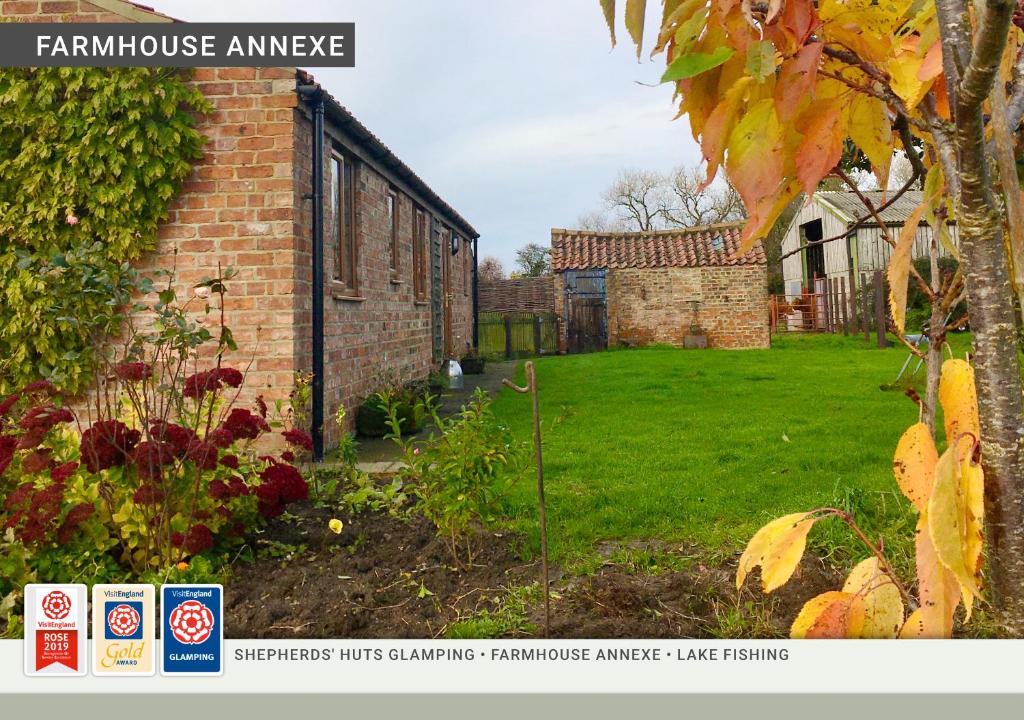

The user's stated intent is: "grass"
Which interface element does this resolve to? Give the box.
[491,332,975,573]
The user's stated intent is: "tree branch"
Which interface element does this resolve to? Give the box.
[958,1,1016,112]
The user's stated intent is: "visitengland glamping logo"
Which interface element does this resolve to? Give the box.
[93,584,155,676]
[23,583,87,676]
[160,584,223,675]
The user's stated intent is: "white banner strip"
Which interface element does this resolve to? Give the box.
[1,639,1021,694]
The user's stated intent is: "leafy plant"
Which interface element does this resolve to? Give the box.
[0,68,209,393]
[386,389,526,564]
[736,358,984,638]
[0,268,310,629]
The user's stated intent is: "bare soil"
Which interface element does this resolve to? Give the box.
[225,503,840,639]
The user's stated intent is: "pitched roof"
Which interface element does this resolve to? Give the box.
[816,190,927,225]
[297,70,479,239]
[550,224,763,272]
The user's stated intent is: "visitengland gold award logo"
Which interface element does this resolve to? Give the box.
[92,584,156,676]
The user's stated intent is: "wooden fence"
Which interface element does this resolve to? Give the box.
[478,311,559,358]
[770,270,891,347]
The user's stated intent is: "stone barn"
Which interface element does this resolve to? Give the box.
[551,224,769,351]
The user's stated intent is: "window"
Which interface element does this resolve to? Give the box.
[330,151,358,294]
[387,188,399,277]
[413,207,429,301]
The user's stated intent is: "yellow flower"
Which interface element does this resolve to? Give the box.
[176,562,189,571]
[328,518,344,534]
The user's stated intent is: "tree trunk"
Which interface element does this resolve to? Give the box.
[924,240,944,435]
[956,156,1024,633]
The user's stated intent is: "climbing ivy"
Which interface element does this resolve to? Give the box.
[0,68,209,393]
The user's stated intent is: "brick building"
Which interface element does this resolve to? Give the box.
[5,1,479,457]
[551,225,768,351]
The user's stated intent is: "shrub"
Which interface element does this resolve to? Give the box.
[356,386,432,438]
[386,389,526,564]
[0,268,308,633]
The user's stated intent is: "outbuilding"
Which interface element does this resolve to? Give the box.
[550,224,769,352]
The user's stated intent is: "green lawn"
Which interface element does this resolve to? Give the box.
[492,332,974,571]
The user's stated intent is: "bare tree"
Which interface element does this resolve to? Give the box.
[660,166,744,226]
[575,209,623,232]
[602,168,666,231]
[478,256,505,282]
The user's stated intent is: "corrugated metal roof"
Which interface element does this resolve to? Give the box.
[550,223,764,272]
[816,190,926,225]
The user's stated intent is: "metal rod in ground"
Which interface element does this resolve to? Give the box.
[502,361,550,637]
[861,272,871,342]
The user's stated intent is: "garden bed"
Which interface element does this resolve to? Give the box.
[224,501,840,639]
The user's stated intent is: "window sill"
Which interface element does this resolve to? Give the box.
[413,300,430,307]
[330,282,364,302]
[389,277,404,286]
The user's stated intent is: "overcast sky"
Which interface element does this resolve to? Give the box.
[145,0,701,270]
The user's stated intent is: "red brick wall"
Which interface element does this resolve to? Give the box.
[6,1,302,421]
[554,265,769,352]
[607,266,768,349]
[294,111,475,446]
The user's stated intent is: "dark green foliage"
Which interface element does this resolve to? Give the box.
[0,68,209,392]
[905,256,968,332]
[356,390,428,438]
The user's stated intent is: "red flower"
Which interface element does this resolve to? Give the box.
[182,524,214,554]
[114,362,152,382]
[18,404,74,433]
[228,476,249,497]
[21,449,52,474]
[282,428,314,452]
[260,462,308,503]
[183,371,219,399]
[21,380,55,395]
[57,502,94,545]
[4,481,34,511]
[132,484,165,505]
[80,420,141,473]
[216,367,243,388]
[223,408,269,441]
[185,439,218,470]
[281,450,295,463]
[0,393,20,420]
[149,421,197,457]
[207,427,234,449]
[0,435,17,475]
[29,483,64,523]
[208,479,232,500]
[131,441,177,480]
[218,453,239,469]
[50,461,79,482]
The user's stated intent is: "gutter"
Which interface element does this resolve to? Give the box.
[298,84,326,462]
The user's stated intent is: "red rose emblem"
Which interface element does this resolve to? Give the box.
[41,590,72,620]
[106,604,141,637]
[168,600,215,645]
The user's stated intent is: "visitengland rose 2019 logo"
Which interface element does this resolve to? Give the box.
[168,600,216,645]
[41,590,72,620]
[106,603,141,637]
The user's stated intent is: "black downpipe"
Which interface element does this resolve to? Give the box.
[472,237,479,349]
[300,85,326,462]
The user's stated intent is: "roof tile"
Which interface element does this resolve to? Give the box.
[550,223,763,272]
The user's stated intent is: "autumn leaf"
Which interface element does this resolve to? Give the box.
[887,199,928,335]
[845,92,893,189]
[794,100,844,197]
[625,0,647,59]
[600,0,617,46]
[928,442,982,610]
[736,511,818,593]
[939,359,981,448]
[774,42,823,121]
[661,46,736,82]
[745,40,778,82]
[791,591,866,638]
[892,422,939,512]
[726,99,785,215]
[841,557,905,638]
[700,77,754,186]
[912,512,961,638]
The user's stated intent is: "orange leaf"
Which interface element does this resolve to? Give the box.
[726,99,785,213]
[700,77,754,186]
[794,100,844,197]
[939,359,981,448]
[774,41,823,121]
[914,512,961,638]
[887,199,928,335]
